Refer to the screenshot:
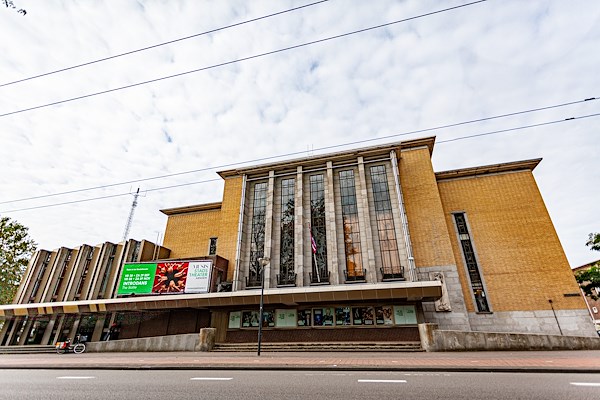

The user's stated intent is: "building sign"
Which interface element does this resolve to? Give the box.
[117,260,213,295]
[184,261,213,294]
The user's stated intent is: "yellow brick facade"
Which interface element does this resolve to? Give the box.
[437,170,585,312]
[162,176,243,282]
[399,146,456,267]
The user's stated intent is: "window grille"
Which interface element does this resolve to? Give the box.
[309,174,328,284]
[278,178,296,286]
[247,182,268,287]
[369,165,404,280]
[454,213,490,312]
[339,170,365,281]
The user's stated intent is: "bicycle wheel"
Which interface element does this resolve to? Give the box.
[73,343,86,354]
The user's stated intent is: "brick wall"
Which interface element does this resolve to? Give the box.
[399,147,456,268]
[437,170,587,313]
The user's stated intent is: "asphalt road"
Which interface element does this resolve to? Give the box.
[0,370,599,400]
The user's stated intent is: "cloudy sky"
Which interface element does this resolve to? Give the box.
[0,0,598,268]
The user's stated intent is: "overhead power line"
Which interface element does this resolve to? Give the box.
[0,95,596,206]
[0,0,331,88]
[1,111,598,214]
[0,0,488,119]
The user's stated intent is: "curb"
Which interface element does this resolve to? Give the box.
[2,364,599,374]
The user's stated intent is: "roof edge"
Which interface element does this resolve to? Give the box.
[160,202,222,216]
[435,158,542,181]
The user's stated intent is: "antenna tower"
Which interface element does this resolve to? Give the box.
[122,188,140,242]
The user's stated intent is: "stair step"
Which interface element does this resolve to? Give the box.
[212,342,422,352]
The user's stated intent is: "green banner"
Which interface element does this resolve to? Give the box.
[117,263,157,295]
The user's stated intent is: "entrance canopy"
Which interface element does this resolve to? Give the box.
[0,280,442,318]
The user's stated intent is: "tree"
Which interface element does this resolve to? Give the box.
[575,232,600,300]
[2,0,26,15]
[0,216,37,304]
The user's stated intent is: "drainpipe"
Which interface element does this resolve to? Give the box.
[390,150,417,282]
[548,299,563,336]
[232,174,247,291]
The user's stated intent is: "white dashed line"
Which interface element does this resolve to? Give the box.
[358,379,407,383]
[570,382,600,387]
[56,376,96,380]
[190,377,233,381]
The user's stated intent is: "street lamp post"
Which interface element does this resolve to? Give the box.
[257,257,270,356]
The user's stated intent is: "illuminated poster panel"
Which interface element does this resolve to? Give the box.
[117,260,213,295]
[184,261,213,294]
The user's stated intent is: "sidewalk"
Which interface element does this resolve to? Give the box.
[1,350,600,373]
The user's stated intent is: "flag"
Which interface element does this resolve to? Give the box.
[311,233,317,254]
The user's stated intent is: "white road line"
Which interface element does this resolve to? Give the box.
[570,382,600,387]
[56,376,96,380]
[190,377,233,381]
[358,379,407,383]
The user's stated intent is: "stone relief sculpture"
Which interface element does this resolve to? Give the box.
[430,272,452,312]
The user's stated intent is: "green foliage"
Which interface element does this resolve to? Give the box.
[576,232,600,300]
[586,232,600,252]
[576,265,600,300]
[0,217,37,304]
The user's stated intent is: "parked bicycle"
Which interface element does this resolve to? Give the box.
[55,334,86,354]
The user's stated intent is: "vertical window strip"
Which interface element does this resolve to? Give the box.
[370,165,404,280]
[454,213,490,312]
[339,170,364,280]
[279,178,296,285]
[309,174,328,283]
[248,182,268,287]
[209,238,217,255]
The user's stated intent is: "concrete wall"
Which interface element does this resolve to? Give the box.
[419,323,600,352]
[87,329,216,352]
[87,333,199,352]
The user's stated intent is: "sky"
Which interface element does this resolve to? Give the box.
[0,0,598,268]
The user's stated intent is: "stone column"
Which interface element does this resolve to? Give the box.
[263,171,275,288]
[91,315,107,342]
[41,315,58,345]
[325,162,340,285]
[294,166,304,287]
[5,316,22,346]
[357,157,377,283]
[0,317,12,346]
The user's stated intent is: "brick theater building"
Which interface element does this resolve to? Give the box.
[1,136,596,347]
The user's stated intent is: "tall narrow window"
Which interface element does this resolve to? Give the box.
[75,247,94,298]
[309,174,328,284]
[278,178,296,286]
[52,250,72,301]
[339,170,364,281]
[248,182,268,287]
[30,253,51,302]
[98,244,117,298]
[454,213,490,312]
[370,165,404,280]
[209,238,218,255]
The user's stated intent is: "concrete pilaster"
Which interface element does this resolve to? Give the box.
[325,162,340,285]
[41,316,57,345]
[263,171,275,289]
[295,166,304,287]
[91,315,107,342]
[357,157,377,283]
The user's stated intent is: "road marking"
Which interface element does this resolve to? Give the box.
[358,379,407,383]
[56,376,96,380]
[570,382,600,387]
[190,377,233,381]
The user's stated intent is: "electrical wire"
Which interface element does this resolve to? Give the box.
[0,0,488,118]
[0,0,330,88]
[1,111,598,214]
[0,95,596,206]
